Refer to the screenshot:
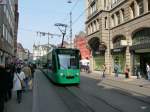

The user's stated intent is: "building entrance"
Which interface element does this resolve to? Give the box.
[135,53,150,78]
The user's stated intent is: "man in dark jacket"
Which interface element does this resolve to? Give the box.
[5,64,14,101]
[0,64,7,112]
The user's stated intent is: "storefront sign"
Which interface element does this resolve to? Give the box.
[113,49,121,52]
[111,47,126,54]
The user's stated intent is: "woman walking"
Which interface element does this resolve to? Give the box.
[102,64,107,78]
[13,67,25,103]
[125,65,130,79]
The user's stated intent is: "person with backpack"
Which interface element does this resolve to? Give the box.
[114,63,119,77]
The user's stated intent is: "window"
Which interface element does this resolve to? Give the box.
[116,11,120,25]
[137,0,144,15]
[104,17,108,29]
[93,21,96,32]
[130,3,135,19]
[120,9,125,23]
[148,0,150,11]
[111,15,115,27]
[58,54,78,69]
[96,19,99,30]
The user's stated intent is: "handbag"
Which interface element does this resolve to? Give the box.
[16,73,25,89]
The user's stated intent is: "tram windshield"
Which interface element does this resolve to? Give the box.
[58,54,79,70]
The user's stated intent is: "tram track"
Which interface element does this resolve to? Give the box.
[52,85,95,112]
[100,81,150,105]
[66,86,124,112]
[41,69,150,112]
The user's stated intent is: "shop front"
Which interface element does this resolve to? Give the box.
[111,47,126,73]
[88,37,106,71]
[130,28,150,78]
[111,35,127,74]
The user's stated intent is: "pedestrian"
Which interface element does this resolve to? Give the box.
[146,63,150,80]
[5,64,14,102]
[102,64,107,78]
[114,63,119,77]
[29,64,35,78]
[0,64,7,112]
[135,65,141,79]
[13,67,25,103]
[22,64,32,91]
[124,65,130,79]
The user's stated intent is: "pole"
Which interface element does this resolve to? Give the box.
[70,12,72,48]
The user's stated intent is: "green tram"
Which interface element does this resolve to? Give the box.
[46,48,81,84]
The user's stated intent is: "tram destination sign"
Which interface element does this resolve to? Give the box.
[57,49,78,54]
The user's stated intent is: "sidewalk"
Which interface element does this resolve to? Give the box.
[4,91,32,112]
[92,71,150,88]
[82,71,150,103]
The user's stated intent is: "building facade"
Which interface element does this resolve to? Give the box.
[85,0,150,77]
[33,44,55,64]
[0,0,19,65]
[74,31,91,59]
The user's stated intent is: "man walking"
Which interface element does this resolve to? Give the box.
[114,63,119,77]
[146,63,150,80]
[0,64,7,112]
[102,64,107,78]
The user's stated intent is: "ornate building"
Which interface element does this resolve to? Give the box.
[0,0,19,65]
[74,31,91,59]
[85,0,150,77]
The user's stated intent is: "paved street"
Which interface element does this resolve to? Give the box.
[6,69,150,112]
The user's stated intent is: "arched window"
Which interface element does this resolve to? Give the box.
[113,35,126,48]
[148,0,150,11]
[136,0,144,15]
[132,28,150,45]
[130,2,135,19]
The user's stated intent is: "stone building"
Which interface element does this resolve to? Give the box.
[74,31,91,60]
[0,0,19,65]
[85,0,150,77]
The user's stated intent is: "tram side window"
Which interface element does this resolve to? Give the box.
[70,56,78,69]
[52,54,57,72]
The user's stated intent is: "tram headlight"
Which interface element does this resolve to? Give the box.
[76,73,79,76]
[60,73,64,76]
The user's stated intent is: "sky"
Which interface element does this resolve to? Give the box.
[18,0,86,52]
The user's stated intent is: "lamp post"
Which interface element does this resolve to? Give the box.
[68,0,73,48]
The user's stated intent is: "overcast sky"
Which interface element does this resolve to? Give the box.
[18,0,85,52]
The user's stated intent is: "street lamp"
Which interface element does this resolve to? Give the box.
[67,0,73,48]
